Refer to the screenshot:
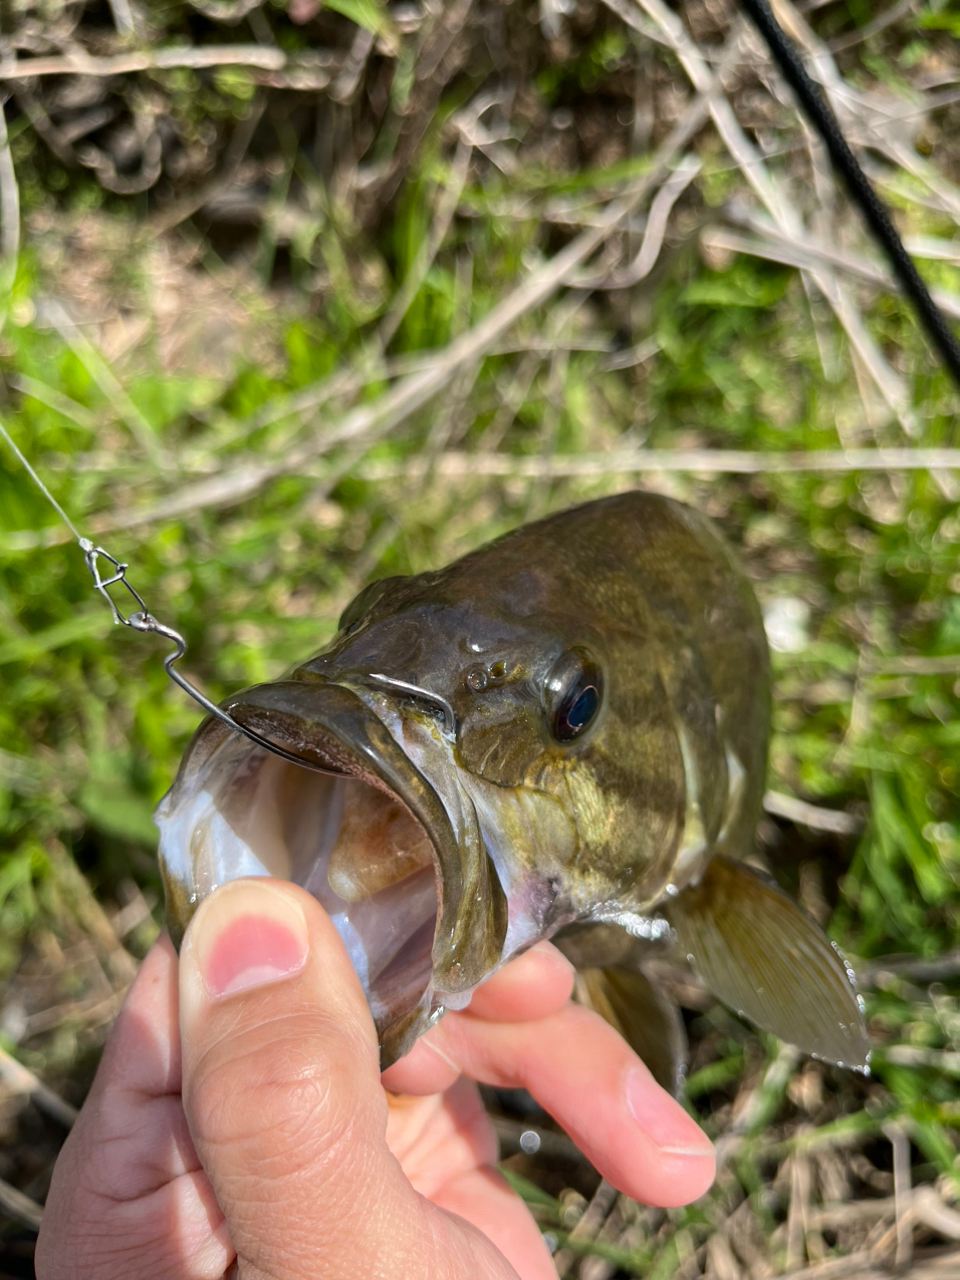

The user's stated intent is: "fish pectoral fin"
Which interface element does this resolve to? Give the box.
[573,966,687,1098]
[665,856,870,1070]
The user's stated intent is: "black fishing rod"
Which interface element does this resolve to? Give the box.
[734,0,960,398]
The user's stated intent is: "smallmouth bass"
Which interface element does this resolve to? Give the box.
[155,491,868,1079]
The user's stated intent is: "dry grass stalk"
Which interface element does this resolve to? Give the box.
[0,1046,77,1129]
[40,88,713,538]
[565,156,703,290]
[826,0,917,53]
[0,96,19,260]
[2,0,958,1270]
[773,0,960,226]
[45,844,139,988]
[629,0,920,436]
[703,225,960,321]
[23,990,125,1038]
[779,1245,960,1278]
[377,136,474,349]
[0,45,289,80]
[0,1176,43,1231]
[37,296,170,471]
[716,1043,800,1170]
[149,96,267,236]
[706,1230,742,1280]
[763,792,862,836]
[355,448,960,482]
[786,1139,815,1271]
[554,1179,620,1277]
[881,1121,913,1269]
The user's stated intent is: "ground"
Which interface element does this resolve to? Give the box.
[0,0,959,1276]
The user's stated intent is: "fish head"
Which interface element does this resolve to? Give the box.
[156,546,688,1065]
[305,549,701,929]
[155,493,767,1066]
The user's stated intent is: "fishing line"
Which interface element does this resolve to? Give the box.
[735,0,960,394]
[0,418,335,775]
[0,419,85,542]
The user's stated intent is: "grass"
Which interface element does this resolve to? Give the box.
[1,0,960,1275]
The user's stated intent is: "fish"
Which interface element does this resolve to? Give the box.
[154,491,869,1081]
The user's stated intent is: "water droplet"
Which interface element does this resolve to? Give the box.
[465,664,488,692]
[519,1130,541,1154]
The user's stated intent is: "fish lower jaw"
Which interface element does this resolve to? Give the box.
[156,739,446,1059]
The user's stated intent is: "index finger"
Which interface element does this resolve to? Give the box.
[385,1000,715,1209]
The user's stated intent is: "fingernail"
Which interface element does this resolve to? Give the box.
[625,1068,714,1157]
[188,880,309,999]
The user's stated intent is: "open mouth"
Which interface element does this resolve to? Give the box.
[176,743,440,1030]
[155,678,507,1064]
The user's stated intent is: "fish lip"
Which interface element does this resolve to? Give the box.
[207,678,506,1009]
[224,677,437,787]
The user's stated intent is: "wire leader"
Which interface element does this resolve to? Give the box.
[0,418,335,776]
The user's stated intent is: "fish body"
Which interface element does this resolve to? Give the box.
[155,492,868,1075]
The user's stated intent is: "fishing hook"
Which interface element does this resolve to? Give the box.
[358,672,457,738]
[0,414,452,770]
[82,542,457,747]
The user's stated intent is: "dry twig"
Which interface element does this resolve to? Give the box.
[0,95,19,259]
[0,44,288,80]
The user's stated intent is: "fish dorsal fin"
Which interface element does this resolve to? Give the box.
[574,966,687,1098]
[665,856,870,1070]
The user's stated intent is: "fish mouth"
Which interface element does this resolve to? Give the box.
[155,678,508,1066]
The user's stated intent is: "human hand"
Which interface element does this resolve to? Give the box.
[36,879,715,1279]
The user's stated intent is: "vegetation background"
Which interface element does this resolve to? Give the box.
[1,0,959,1275]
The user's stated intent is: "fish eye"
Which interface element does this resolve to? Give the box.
[545,649,603,744]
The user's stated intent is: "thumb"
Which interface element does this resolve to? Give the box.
[179,878,517,1280]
